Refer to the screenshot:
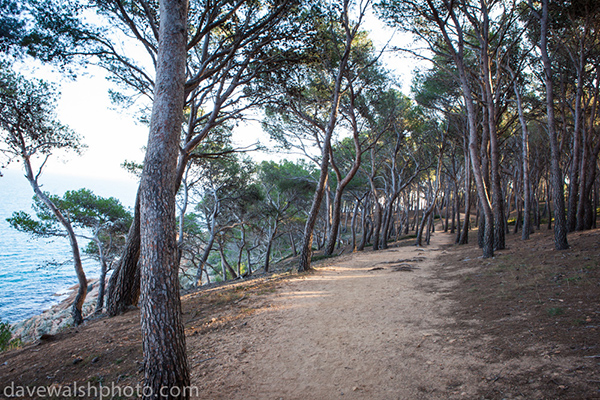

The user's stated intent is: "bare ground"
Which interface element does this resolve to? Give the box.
[1,227,599,399]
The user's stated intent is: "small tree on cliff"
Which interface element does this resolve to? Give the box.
[8,189,132,315]
[0,67,87,325]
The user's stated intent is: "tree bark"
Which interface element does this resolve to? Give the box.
[567,40,586,232]
[513,75,532,240]
[139,0,190,396]
[478,4,504,251]
[539,0,569,250]
[107,191,141,316]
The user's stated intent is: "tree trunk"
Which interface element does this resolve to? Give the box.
[512,73,532,240]
[218,243,237,280]
[298,4,353,271]
[94,239,108,315]
[324,84,363,255]
[289,232,297,257]
[246,247,253,276]
[425,0,492,255]
[107,190,141,316]
[539,0,568,250]
[576,127,591,231]
[264,223,278,273]
[458,137,472,245]
[368,175,383,251]
[479,11,505,252]
[325,184,349,255]
[23,159,87,325]
[358,196,369,251]
[196,194,219,286]
[351,194,364,252]
[567,48,586,232]
[324,183,332,244]
[413,186,419,231]
[546,176,552,230]
[450,185,456,234]
[444,183,450,232]
[177,167,190,264]
[139,0,190,396]
[416,138,444,246]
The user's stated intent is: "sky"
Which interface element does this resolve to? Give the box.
[54,70,148,181]
[6,6,423,190]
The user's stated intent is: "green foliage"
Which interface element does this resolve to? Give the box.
[259,159,316,195]
[20,0,92,64]
[0,318,19,352]
[0,0,25,54]
[59,188,132,230]
[0,65,84,169]
[7,188,132,265]
[6,210,56,237]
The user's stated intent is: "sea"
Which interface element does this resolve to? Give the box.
[0,169,138,323]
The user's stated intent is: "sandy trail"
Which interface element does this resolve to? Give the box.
[191,231,489,399]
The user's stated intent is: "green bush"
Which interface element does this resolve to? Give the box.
[0,318,13,351]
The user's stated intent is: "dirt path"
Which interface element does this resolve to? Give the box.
[192,232,483,399]
[2,228,598,399]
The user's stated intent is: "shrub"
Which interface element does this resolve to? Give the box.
[0,318,13,351]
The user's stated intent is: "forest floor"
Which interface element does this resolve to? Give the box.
[1,226,599,399]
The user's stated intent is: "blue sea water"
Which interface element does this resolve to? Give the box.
[0,169,138,323]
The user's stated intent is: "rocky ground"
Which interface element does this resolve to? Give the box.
[10,280,102,344]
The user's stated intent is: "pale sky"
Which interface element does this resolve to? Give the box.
[54,70,148,182]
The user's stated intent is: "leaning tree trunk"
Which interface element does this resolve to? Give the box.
[298,171,330,271]
[139,0,190,396]
[107,191,141,316]
[264,222,278,273]
[23,159,87,325]
[540,0,568,250]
